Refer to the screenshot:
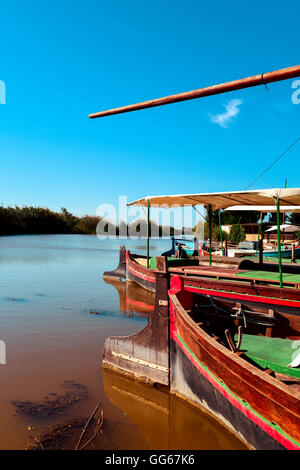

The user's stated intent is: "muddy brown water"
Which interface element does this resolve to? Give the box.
[0,235,246,450]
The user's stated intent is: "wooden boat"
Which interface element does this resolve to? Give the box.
[105,246,248,292]
[118,249,300,334]
[102,266,300,449]
[102,190,300,448]
[169,275,300,450]
[104,189,300,301]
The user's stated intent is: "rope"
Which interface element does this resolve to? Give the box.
[245,137,300,190]
[138,200,147,218]
[192,205,208,222]
[261,72,269,91]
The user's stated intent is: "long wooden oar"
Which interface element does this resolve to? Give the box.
[89,65,300,119]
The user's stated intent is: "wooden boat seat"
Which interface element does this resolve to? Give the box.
[234,334,300,379]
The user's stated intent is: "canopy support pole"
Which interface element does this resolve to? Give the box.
[276,197,283,288]
[147,200,150,268]
[282,178,287,244]
[208,205,212,265]
[218,210,223,256]
[256,212,263,256]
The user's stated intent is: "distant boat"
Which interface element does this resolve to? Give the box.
[165,237,300,260]
[162,237,208,257]
[213,245,300,259]
[263,246,300,258]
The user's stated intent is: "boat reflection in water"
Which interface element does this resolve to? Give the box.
[103,368,247,450]
[103,278,247,450]
[103,278,155,318]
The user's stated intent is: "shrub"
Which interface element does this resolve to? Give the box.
[73,216,101,234]
[213,228,229,242]
[228,224,246,245]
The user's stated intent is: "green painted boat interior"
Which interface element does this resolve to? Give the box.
[244,256,300,265]
[235,270,300,283]
[150,257,199,270]
[234,334,300,379]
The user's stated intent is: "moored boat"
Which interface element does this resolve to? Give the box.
[169,275,300,450]
[114,248,300,335]
[102,267,300,449]
[103,189,300,333]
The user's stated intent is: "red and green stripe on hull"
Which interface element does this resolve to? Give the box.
[126,250,156,293]
[170,332,299,450]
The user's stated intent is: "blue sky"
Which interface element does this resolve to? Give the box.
[0,0,299,220]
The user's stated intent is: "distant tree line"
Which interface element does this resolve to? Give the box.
[0,206,98,235]
[3,205,296,239]
[0,206,189,237]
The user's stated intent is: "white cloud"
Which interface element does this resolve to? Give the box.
[209,99,242,128]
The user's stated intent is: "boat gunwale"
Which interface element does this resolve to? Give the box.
[127,250,300,302]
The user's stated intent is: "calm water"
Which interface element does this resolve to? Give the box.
[0,235,246,450]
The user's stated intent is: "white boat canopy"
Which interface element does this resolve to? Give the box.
[128,188,300,210]
[265,224,300,233]
[224,205,300,213]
